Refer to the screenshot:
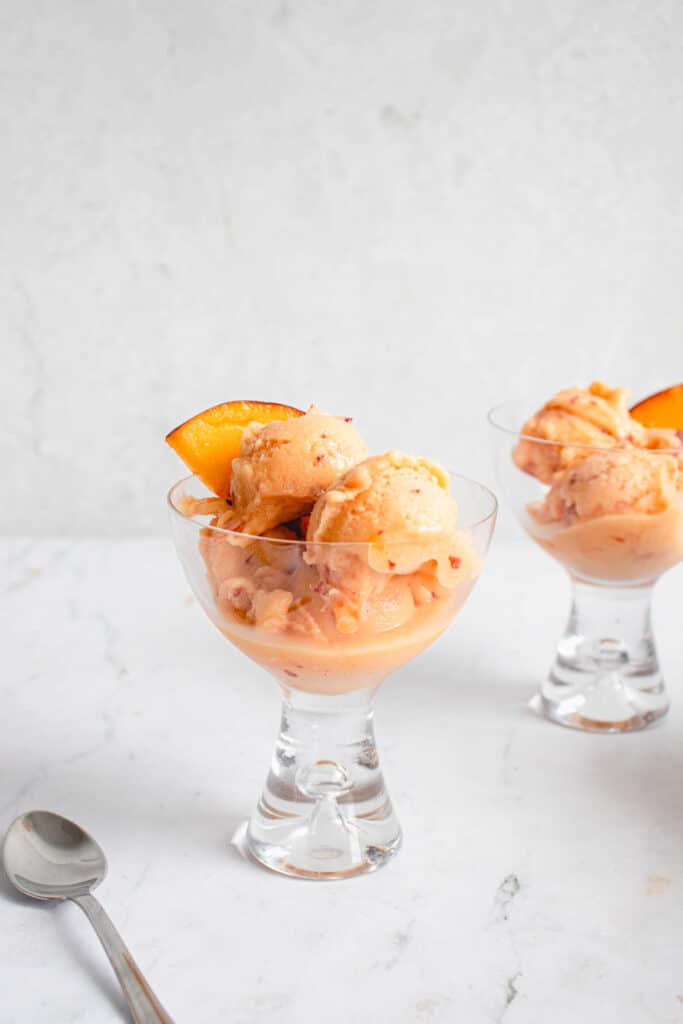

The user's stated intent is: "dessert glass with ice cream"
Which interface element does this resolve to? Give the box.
[489,383,683,733]
[168,407,496,879]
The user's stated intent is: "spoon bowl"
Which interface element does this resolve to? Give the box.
[3,810,107,900]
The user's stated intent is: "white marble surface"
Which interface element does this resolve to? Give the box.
[2,535,683,1022]
[4,0,683,537]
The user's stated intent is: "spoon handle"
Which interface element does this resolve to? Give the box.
[72,892,175,1024]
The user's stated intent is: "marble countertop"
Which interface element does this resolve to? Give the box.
[2,536,682,1023]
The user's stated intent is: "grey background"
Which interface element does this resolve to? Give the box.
[3,0,682,536]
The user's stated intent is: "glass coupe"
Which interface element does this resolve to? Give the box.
[169,473,496,879]
[489,400,683,733]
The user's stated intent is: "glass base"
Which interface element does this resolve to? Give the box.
[538,678,669,733]
[537,578,670,733]
[246,687,402,880]
[246,826,402,881]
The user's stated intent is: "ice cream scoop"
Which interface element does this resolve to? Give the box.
[227,407,368,535]
[530,449,681,526]
[309,454,475,602]
[308,451,457,551]
[514,382,682,484]
[513,382,643,483]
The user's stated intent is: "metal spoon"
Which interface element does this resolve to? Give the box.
[3,810,174,1024]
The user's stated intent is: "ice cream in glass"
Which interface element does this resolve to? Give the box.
[489,382,683,732]
[167,401,496,878]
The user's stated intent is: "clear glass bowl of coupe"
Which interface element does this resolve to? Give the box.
[489,381,683,733]
[167,400,496,879]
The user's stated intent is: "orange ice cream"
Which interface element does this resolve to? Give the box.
[197,449,479,693]
[306,452,477,632]
[530,450,680,526]
[226,406,368,534]
[513,381,680,484]
[515,384,683,583]
[308,452,457,549]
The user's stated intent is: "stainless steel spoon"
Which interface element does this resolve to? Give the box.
[3,810,174,1024]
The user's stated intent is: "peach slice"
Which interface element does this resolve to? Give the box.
[630,384,683,430]
[166,400,303,497]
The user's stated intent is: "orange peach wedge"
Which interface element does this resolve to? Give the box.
[631,384,683,431]
[166,400,303,497]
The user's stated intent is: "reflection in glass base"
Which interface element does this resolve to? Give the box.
[246,827,403,881]
[537,578,670,733]
[245,687,402,880]
[538,676,669,733]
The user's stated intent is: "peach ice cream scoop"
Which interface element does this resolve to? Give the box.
[530,450,681,526]
[514,381,682,484]
[227,406,368,535]
[513,381,645,483]
[308,450,457,555]
[523,446,683,583]
[306,452,478,633]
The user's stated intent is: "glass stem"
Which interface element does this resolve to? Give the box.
[559,579,658,678]
[280,688,378,795]
[542,578,668,731]
[246,686,402,878]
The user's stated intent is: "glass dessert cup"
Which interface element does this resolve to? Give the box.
[168,473,496,880]
[489,400,683,733]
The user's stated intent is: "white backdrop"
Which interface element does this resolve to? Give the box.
[3,0,682,536]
